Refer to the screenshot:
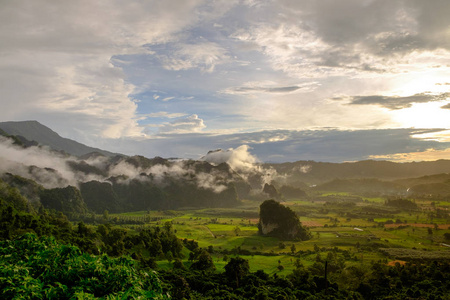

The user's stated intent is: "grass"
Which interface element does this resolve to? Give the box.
[106,195,449,274]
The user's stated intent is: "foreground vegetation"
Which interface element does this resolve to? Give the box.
[1,163,449,299]
[1,119,450,298]
[1,185,450,299]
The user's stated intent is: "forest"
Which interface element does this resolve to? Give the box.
[0,131,449,299]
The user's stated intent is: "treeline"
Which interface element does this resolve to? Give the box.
[1,198,450,299]
[0,172,240,218]
[80,177,240,213]
[2,221,448,299]
[158,258,450,299]
[0,197,183,259]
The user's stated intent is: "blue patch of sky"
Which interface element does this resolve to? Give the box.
[112,6,292,132]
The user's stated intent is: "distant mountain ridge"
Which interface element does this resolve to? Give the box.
[1,120,450,185]
[0,120,117,157]
[267,159,450,184]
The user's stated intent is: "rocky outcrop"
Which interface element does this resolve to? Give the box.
[258,199,311,240]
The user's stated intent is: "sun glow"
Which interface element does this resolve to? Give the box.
[390,101,450,129]
[368,147,450,162]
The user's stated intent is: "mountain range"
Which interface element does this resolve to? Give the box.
[1,120,450,216]
[0,120,116,157]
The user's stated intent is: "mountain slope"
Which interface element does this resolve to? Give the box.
[0,120,117,157]
[266,159,450,185]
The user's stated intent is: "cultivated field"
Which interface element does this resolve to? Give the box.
[108,192,450,276]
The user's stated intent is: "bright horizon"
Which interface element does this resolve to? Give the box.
[1,0,450,163]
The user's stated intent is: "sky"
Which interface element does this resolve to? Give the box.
[1,0,450,163]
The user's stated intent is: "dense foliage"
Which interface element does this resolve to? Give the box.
[1,129,449,299]
[258,199,311,240]
[0,233,167,299]
[157,258,450,299]
[40,186,88,215]
[1,184,450,299]
[385,198,418,210]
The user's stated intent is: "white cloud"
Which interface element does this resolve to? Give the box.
[155,42,230,73]
[158,114,206,134]
[0,137,106,188]
[201,145,258,172]
[144,112,187,119]
[2,0,450,164]
[0,0,206,142]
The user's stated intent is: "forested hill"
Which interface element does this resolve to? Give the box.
[266,159,450,184]
[0,120,117,157]
[2,120,450,184]
[2,120,450,210]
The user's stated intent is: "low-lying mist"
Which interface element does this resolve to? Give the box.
[0,136,282,196]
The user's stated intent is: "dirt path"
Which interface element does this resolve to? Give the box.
[203,225,215,237]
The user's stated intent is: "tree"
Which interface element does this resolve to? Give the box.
[77,221,91,236]
[224,257,250,287]
[190,249,215,272]
[40,186,87,215]
[291,244,297,254]
[172,258,185,270]
[233,226,241,236]
[444,232,450,241]
[166,251,173,263]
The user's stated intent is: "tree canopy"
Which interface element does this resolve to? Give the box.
[258,199,311,240]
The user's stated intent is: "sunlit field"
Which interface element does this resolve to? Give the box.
[106,192,450,276]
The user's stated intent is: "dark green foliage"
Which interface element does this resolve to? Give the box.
[155,258,450,299]
[189,249,216,272]
[385,198,418,210]
[379,248,450,261]
[444,232,450,241]
[66,160,107,177]
[80,180,121,213]
[0,233,167,299]
[126,179,166,211]
[409,182,450,196]
[161,181,239,209]
[1,194,448,299]
[134,224,183,260]
[40,186,88,215]
[125,155,166,169]
[258,199,311,240]
[1,173,43,207]
[268,159,450,184]
[0,198,73,241]
[263,183,280,199]
[0,179,31,212]
[183,238,199,251]
[315,178,405,196]
[279,185,307,199]
[224,257,250,287]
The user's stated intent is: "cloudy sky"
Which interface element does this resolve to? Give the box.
[1,0,450,162]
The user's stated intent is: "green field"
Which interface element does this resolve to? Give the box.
[106,193,450,275]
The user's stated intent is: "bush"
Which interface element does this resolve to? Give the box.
[0,233,168,299]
